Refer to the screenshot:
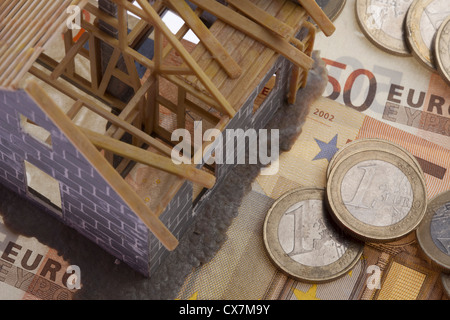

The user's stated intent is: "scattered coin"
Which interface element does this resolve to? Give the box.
[263,187,363,283]
[442,273,450,298]
[434,16,450,86]
[327,149,427,242]
[416,190,450,272]
[355,0,414,56]
[405,0,450,71]
[316,0,347,22]
[327,138,424,180]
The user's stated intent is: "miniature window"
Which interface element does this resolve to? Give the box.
[24,161,62,216]
[19,114,53,148]
[253,70,279,114]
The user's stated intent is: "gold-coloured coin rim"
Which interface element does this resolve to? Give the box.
[434,16,450,86]
[327,138,425,180]
[416,190,450,272]
[442,273,450,298]
[263,187,364,283]
[355,0,412,56]
[327,149,427,242]
[405,0,438,71]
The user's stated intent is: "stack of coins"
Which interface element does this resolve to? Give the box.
[263,138,449,285]
[356,0,450,85]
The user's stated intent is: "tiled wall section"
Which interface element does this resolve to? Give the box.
[0,90,151,276]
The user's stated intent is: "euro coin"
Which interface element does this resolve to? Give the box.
[263,187,363,283]
[327,149,427,242]
[416,190,450,272]
[327,138,424,180]
[356,0,414,56]
[405,0,450,71]
[434,16,450,86]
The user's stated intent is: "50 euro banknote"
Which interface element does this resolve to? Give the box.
[314,0,450,150]
[176,96,450,300]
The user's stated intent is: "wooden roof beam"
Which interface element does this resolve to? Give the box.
[296,0,335,36]
[80,127,216,189]
[118,0,236,118]
[166,0,242,79]
[188,0,314,71]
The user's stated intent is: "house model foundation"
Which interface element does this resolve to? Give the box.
[0,0,334,277]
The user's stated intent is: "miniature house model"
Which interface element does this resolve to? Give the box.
[0,0,334,276]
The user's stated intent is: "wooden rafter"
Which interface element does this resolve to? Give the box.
[119,0,237,117]
[80,127,216,189]
[188,0,314,71]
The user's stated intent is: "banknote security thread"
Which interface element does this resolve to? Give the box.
[355,0,414,56]
[405,0,450,71]
[326,146,428,242]
[434,16,450,87]
[416,190,450,272]
[263,187,363,283]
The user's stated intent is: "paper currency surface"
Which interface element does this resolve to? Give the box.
[176,96,450,300]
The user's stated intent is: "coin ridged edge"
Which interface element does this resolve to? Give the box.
[326,150,428,242]
[434,16,450,87]
[416,191,450,272]
[263,187,363,283]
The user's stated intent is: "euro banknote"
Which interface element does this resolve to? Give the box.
[176,96,450,300]
[314,0,450,150]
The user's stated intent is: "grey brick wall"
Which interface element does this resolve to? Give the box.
[148,180,193,275]
[0,90,151,276]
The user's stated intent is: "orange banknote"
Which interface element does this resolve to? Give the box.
[176,97,449,300]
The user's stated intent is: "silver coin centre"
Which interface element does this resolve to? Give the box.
[341,159,413,227]
[419,0,450,49]
[430,203,450,256]
[278,200,348,267]
[366,0,413,40]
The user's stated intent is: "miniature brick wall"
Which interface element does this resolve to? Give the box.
[0,90,152,276]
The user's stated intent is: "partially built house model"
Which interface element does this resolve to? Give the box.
[0,0,334,276]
